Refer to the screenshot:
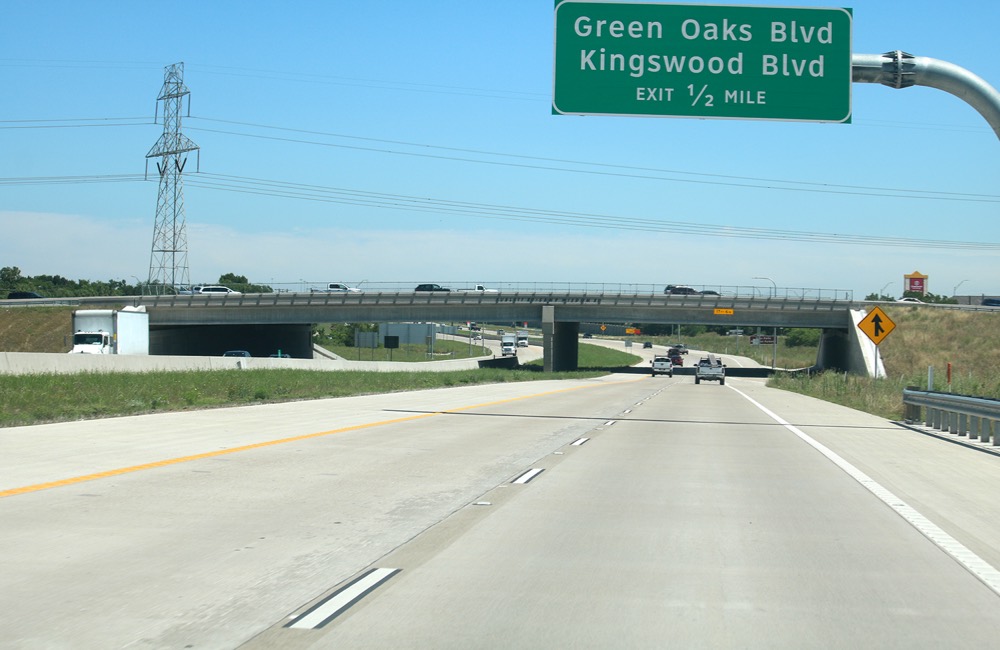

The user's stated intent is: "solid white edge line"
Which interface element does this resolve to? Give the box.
[289,567,399,629]
[513,468,544,484]
[729,385,1000,597]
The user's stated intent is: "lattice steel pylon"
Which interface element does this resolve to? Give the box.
[146,62,199,294]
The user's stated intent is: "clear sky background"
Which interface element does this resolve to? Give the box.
[2,0,997,297]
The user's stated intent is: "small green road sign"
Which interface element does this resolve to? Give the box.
[553,2,853,122]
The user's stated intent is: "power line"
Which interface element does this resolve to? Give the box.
[186,63,543,101]
[0,117,152,124]
[182,172,1000,251]
[0,58,162,70]
[186,118,999,203]
[0,117,154,131]
[4,169,997,249]
[0,173,146,185]
[3,112,993,202]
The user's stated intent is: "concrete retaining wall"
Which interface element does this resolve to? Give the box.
[0,348,499,375]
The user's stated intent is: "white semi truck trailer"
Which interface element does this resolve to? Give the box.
[69,306,149,355]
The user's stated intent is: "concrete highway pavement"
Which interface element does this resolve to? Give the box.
[440,332,545,365]
[0,338,541,375]
[583,336,763,371]
[4,375,1000,648]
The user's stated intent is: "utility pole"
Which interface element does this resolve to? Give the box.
[146,62,199,294]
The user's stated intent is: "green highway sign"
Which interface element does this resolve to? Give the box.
[553,2,853,122]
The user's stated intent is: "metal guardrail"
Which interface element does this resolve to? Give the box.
[162,282,852,300]
[71,290,859,311]
[8,289,993,317]
[902,388,1000,446]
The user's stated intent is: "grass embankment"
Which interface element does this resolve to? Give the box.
[639,307,1000,420]
[767,307,1000,419]
[0,332,639,427]
[322,339,490,362]
[0,307,73,352]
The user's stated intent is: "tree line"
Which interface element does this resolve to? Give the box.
[1,267,272,297]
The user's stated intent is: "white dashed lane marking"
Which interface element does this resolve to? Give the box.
[512,468,544,484]
[287,568,400,629]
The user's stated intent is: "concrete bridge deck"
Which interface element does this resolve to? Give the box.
[10,291,882,374]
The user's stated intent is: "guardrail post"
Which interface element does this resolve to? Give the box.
[992,420,999,447]
[959,413,968,437]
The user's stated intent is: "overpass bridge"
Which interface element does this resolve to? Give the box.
[74,289,876,374]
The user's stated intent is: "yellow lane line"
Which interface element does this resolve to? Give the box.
[1,377,642,499]
[0,412,436,499]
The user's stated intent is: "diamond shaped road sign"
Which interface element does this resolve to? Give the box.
[858,306,895,345]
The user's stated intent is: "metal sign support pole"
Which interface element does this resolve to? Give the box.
[853,51,1000,141]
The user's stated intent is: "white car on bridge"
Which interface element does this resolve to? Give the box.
[313,283,361,293]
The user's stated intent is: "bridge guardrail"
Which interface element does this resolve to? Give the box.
[903,388,1000,446]
[270,282,853,300]
[83,290,859,311]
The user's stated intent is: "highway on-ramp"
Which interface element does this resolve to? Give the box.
[3,375,1000,648]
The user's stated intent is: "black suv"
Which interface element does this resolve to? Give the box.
[6,291,44,299]
[664,285,698,295]
[415,284,450,291]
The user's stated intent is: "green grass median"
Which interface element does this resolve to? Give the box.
[0,343,641,427]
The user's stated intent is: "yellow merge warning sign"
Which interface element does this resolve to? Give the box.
[714,308,734,315]
[858,306,896,345]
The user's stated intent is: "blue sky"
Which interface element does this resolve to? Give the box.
[2,0,997,298]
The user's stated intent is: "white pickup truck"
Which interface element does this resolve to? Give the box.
[457,284,498,293]
[312,282,361,293]
[694,355,726,385]
[650,356,674,377]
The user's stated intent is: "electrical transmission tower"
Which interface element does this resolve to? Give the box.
[146,62,199,294]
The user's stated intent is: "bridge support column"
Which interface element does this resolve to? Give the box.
[816,310,885,377]
[542,306,579,372]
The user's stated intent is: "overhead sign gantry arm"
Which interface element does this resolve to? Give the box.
[852,51,1000,141]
